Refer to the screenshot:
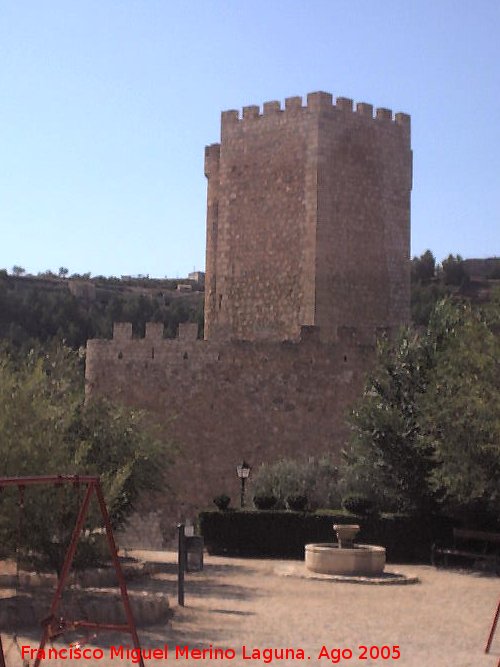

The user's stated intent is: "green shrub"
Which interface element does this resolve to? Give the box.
[253,495,277,510]
[251,456,340,509]
[200,510,343,558]
[213,494,231,510]
[342,494,376,516]
[199,509,457,562]
[286,495,308,511]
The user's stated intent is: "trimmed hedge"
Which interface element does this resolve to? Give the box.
[199,509,456,562]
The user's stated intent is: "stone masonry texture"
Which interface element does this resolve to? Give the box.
[86,323,374,540]
[204,92,411,343]
[86,92,412,539]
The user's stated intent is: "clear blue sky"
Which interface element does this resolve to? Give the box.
[1,0,498,278]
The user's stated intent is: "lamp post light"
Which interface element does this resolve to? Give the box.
[236,461,251,508]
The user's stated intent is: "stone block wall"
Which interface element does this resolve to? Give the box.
[204,92,411,343]
[204,98,317,342]
[86,322,375,527]
[315,95,412,339]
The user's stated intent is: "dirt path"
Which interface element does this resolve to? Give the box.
[2,551,499,667]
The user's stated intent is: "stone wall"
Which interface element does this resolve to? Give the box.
[314,95,412,341]
[204,97,317,342]
[86,322,375,532]
[116,510,164,550]
[204,92,411,343]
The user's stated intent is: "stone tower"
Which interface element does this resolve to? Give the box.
[204,91,412,343]
[85,91,413,541]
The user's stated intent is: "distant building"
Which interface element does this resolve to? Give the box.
[68,280,96,302]
[188,271,205,286]
[463,258,500,279]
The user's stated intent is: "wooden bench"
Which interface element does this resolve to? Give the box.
[432,528,500,573]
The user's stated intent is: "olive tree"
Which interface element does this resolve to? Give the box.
[0,345,172,573]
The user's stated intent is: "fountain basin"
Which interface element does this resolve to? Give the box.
[305,543,386,576]
[333,524,359,548]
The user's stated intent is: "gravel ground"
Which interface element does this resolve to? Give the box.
[2,550,499,667]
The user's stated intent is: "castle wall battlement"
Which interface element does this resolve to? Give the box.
[86,321,375,519]
[86,321,378,377]
[105,321,381,345]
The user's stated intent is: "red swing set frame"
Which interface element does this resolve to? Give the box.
[485,597,500,667]
[0,475,145,667]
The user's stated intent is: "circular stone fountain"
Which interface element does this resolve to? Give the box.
[305,524,386,576]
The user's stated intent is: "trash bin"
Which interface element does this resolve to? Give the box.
[185,535,204,572]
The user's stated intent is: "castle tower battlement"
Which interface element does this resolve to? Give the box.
[204,91,411,343]
[219,92,410,130]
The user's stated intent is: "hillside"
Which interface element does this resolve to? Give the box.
[411,253,500,326]
[0,272,204,353]
[1,256,499,353]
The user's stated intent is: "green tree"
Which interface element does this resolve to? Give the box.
[0,346,172,573]
[441,254,469,286]
[411,250,436,283]
[341,329,437,513]
[341,298,500,522]
[410,250,447,326]
[411,280,446,327]
[421,301,500,522]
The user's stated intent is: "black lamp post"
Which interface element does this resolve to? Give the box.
[236,461,251,508]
